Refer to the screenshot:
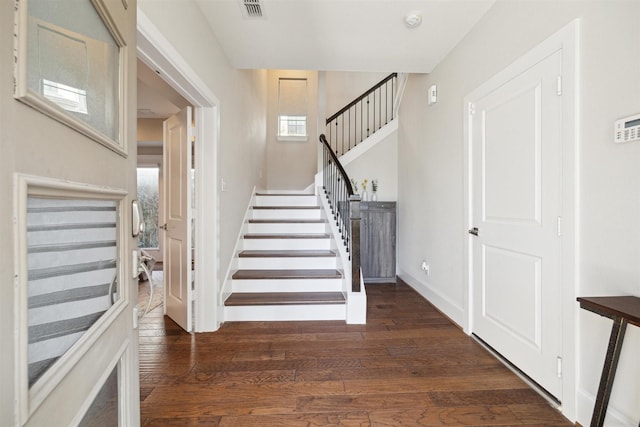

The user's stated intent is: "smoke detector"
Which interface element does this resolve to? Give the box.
[404,11,422,29]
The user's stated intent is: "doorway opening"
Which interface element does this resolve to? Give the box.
[136,165,164,315]
[136,9,221,332]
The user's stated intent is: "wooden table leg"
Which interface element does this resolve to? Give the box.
[590,317,628,427]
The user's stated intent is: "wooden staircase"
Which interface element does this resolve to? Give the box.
[224,193,347,321]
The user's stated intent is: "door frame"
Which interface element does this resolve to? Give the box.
[137,9,221,331]
[462,20,579,421]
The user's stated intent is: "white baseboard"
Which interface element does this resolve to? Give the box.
[396,270,464,328]
[577,388,637,427]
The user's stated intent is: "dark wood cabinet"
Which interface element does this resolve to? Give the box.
[360,201,396,283]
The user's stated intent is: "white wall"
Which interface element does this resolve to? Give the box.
[344,133,398,202]
[265,70,318,191]
[324,71,391,119]
[398,1,640,424]
[321,71,400,201]
[138,0,267,310]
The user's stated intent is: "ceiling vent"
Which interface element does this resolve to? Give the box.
[241,0,264,18]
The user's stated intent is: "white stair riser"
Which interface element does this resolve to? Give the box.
[237,256,337,270]
[231,278,343,293]
[247,222,327,234]
[255,195,319,207]
[224,304,346,322]
[242,238,331,251]
[251,209,322,220]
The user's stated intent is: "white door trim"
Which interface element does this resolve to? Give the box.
[463,19,579,421]
[137,9,221,331]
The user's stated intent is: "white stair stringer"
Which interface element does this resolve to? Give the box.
[223,192,360,322]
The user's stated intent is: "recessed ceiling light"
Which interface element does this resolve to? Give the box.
[404,11,422,29]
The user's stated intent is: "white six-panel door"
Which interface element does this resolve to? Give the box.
[163,107,193,331]
[470,50,563,399]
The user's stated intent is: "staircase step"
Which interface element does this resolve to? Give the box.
[239,250,336,258]
[244,233,330,239]
[251,207,322,220]
[248,219,325,223]
[237,252,337,269]
[232,269,342,280]
[255,194,319,207]
[255,193,315,196]
[224,292,345,306]
[248,220,328,234]
[242,236,330,250]
[231,277,342,293]
[253,206,319,210]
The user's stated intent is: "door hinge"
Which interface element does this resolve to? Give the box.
[557,216,563,237]
[556,356,562,378]
[469,103,476,115]
[556,76,563,96]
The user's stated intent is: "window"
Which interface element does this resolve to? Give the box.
[277,78,308,140]
[137,167,160,249]
[15,0,124,153]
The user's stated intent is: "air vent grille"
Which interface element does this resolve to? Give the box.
[243,0,263,18]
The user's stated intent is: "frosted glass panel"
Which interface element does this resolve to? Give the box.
[26,0,120,143]
[78,363,119,426]
[27,197,119,387]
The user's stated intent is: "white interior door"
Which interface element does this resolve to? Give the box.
[470,50,563,398]
[163,106,193,331]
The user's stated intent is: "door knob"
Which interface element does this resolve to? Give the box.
[468,227,479,236]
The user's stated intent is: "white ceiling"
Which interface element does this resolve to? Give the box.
[195,0,496,73]
[137,59,190,119]
[137,0,496,120]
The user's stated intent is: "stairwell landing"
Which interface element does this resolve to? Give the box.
[224,193,348,322]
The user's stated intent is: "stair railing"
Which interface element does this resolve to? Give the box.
[319,134,361,293]
[325,72,398,157]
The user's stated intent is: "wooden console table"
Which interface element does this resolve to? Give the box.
[576,296,640,427]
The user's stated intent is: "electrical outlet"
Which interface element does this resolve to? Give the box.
[421,260,430,276]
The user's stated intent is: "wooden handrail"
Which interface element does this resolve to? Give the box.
[326,73,398,125]
[319,134,355,195]
[319,134,361,293]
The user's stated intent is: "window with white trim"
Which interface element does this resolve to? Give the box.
[277,78,308,141]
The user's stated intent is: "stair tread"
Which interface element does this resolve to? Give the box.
[239,250,337,258]
[253,206,319,210]
[249,219,326,224]
[244,233,330,239]
[256,193,315,196]
[232,269,342,279]
[225,292,345,306]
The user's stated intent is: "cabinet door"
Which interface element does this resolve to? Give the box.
[361,202,396,282]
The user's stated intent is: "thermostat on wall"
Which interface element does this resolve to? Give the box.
[614,113,640,143]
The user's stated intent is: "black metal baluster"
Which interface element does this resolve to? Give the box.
[385,80,389,124]
[391,77,395,120]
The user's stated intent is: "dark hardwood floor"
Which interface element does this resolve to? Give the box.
[139,281,572,426]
